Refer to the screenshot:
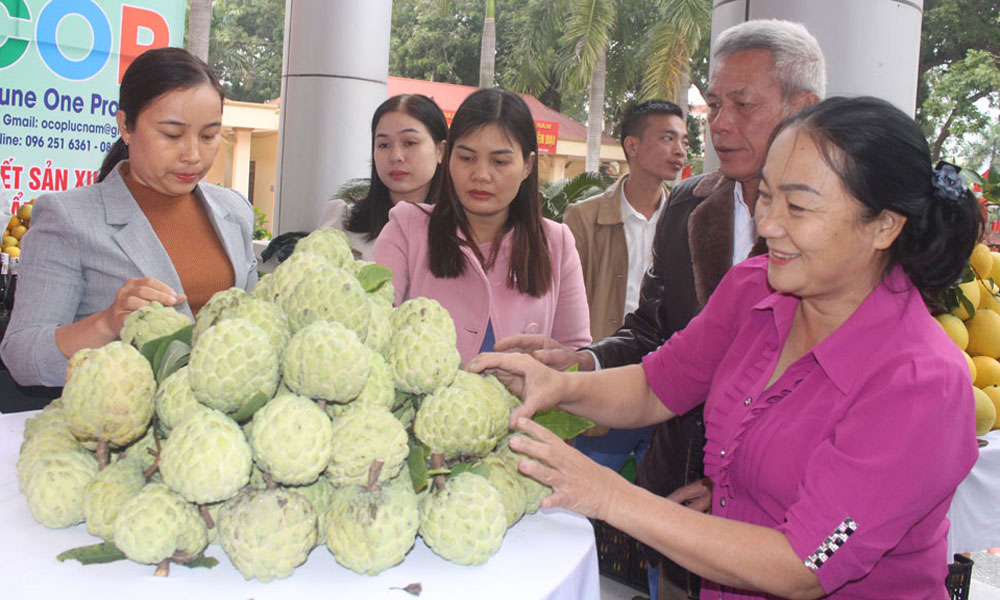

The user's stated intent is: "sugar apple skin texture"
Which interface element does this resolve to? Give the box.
[159,409,252,504]
[419,472,507,566]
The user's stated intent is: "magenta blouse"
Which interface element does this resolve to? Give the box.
[642,255,978,599]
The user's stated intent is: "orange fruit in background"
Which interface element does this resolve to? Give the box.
[10,225,26,240]
[952,280,981,320]
[966,352,978,383]
[16,203,31,222]
[936,313,969,350]
[974,386,996,436]
[971,243,994,279]
[7,215,20,230]
[973,355,1000,388]
[4,246,19,258]
[967,309,1000,358]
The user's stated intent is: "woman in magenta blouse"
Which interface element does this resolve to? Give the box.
[374,88,591,363]
[470,97,982,599]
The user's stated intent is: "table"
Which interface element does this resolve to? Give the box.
[0,411,599,600]
[948,429,1000,556]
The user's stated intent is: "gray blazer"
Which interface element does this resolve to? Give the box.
[0,163,258,387]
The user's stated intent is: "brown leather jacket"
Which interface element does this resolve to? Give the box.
[564,177,671,341]
[588,170,765,596]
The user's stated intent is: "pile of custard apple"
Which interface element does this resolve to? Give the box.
[16,228,562,582]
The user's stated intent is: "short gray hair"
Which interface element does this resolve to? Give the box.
[712,19,826,100]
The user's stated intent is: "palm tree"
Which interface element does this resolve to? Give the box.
[506,0,710,171]
[187,0,213,61]
[479,0,496,87]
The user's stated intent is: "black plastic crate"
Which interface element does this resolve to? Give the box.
[946,554,973,600]
[592,518,649,593]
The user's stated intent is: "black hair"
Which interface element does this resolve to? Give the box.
[619,99,684,156]
[98,47,224,182]
[771,96,983,309]
[428,88,552,297]
[346,94,448,240]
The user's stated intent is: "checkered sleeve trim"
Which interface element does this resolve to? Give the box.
[803,518,858,571]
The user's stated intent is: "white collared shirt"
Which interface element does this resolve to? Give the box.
[620,180,665,318]
[732,182,756,265]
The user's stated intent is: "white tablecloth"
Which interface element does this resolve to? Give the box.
[948,429,1000,556]
[0,411,599,600]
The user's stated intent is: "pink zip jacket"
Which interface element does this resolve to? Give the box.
[374,202,592,363]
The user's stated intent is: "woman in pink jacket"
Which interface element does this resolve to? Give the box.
[373,88,591,363]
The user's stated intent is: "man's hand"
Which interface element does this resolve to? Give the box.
[494,334,595,371]
[666,478,713,513]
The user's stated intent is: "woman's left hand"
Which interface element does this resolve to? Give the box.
[509,417,622,521]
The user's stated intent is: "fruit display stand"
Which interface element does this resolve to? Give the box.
[0,410,600,600]
[948,429,1000,557]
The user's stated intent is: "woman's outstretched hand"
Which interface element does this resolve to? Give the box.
[509,418,620,521]
[466,351,566,426]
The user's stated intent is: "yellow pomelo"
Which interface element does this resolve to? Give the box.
[936,314,969,350]
[983,386,1000,430]
[952,280,981,320]
[16,203,31,222]
[974,386,996,436]
[9,225,26,240]
[992,252,1000,283]
[981,279,1000,312]
[966,352,977,383]
[967,309,1000,357]
[4,246,19,258]
[971,243,994,278]
[6,215,19,229]
[973,355,1000,388]
[1,236,16,248]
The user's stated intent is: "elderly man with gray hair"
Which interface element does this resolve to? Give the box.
[495,19,825,599]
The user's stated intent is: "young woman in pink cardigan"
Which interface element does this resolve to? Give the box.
[373,88,591,363]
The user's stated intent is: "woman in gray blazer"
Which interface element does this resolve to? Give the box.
[0,48,257,387]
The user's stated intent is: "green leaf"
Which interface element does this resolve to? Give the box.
[155,339,192,383]
[407,441,428,493]
[358,264,394,293]
[230,391,270,424]
[959,288,977,318]
[183,553,219,569]
[533,407,594,440]
[447,462,473,477]
[139,324,195,369]
[57,542,126,565]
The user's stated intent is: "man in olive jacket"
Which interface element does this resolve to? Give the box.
[497,20,825,599]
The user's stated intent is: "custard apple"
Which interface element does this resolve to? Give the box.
[496,434,551,513]
[187,318,279,414]
[388,321,460,394]
[283,320,370,402]
[414,372,509,459]
[120,301,193,349]
[113,483,208,566]
[249,393,333,485]
[62,341,155,448]
[283,263,371,337]
[217,487,317,582]
[192,288,291,358]
[325,471,419,575]
[252,272,274,301]
[419,472,507,565]
[326,351,394,418]
[23,451,99,528]
[363,297,392,356]
[294,228,354,269]
[159,410,252,504]
[82,457,146,540]
[478,454,527,527]
[288,476,336,546]
[391,297,456,342]
[17,423,84,492]
[262,250,329,306]
[327,403,408,487]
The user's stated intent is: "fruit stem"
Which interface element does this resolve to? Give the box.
[263,472,278,490]
[365,459,385,491]
[142,434,162,481]
[96,440,109,471]
[430,452,446,491]
[199,504,215,529]
[154,558,170,577]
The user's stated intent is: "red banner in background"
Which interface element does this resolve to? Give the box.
[443,111,559,155]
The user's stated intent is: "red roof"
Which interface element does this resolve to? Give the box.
[387,76,609,143]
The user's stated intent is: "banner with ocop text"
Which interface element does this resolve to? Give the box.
[0,0,185,216]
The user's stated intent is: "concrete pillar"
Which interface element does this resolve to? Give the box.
[704,0,923,172]
[274,0,392,233]
[230,128,253,198]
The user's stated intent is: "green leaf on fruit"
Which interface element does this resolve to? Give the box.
[533,408,594,440]
[407,442,428,492]
[57,542,126,565]
[358,263,393,293]
[230,391,269,424]
[155,339,192,383]
[183,553,218,569]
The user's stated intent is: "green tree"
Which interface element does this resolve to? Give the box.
[502,0,710,171]
[389,0,486,84]
[208,0,285,103]
[917,0,1000,162]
